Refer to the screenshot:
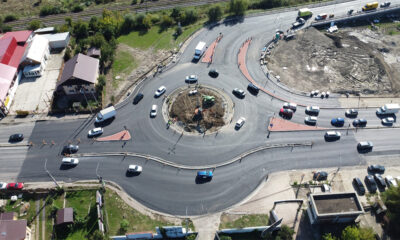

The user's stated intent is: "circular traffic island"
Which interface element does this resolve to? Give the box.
[168,85,232,133]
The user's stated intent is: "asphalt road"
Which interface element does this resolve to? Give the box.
[1,0,400,215]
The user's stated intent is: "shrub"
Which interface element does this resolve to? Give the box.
[4,14,18,23]
[119,219,129,233]
[72,5,84,13]
[28,20,41,30]
[131,0,137,4]
[229,0,248,16]
[207,5,223,23]
[40,5,65,16]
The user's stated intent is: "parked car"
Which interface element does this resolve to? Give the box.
[62,157,79,166]
[88,127,103,138]
[305,106,320,115]
[283,102,297,111]
[380,1,391,7]
[188,90,198,96]
[154,86,166,97]
[292,18,306,28]
[133,93,144,104]
[310,90,319,97]
[127,165,142,173]
[0,182,7,190]
[353,119,367,127]
[235,117,246,129]
[331,118,345,127]
[304,116,317,125]
[209,69,219,78]
[247,83,259,95]
[365,175,377,193]
[313,171,328,181]
[62,145,79,154]
[9,133,23,142]
[232,88,246,98]
[374,174,387,190]
[324,131,341,141]
[353,177,366,195]
[382,117,395,125]
[368,164,385,174]
[150,105,157,118]
[345,109,358,118]
[280,108,293,118]
[6,182,24,190]
[385,175,398,188]
[358,142,373,152]
[315,13,328,20]
[185,75,198,84]
[197,170,213,179]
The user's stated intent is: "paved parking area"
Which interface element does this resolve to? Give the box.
[10,51,63,114]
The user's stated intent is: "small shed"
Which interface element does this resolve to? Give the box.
[0,212,17,221]
[87,47,101,58]
[41,32,70,49]
[56,208,74,226]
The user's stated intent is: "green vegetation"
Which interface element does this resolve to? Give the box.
[382,186,400,237]
[103,188,173,235]
[112,50,138,86]
[219,214,269,229]
[322,225,375,240]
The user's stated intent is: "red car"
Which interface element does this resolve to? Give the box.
[280,108,293,118]
[6,182,24,190]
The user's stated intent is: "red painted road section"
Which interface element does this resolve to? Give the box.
[268,117,326,131]
[202,35,223,63]
[97,130,131,141]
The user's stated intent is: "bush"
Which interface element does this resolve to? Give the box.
[180,9,198,26]
[16,110,29,116]
[119,219,129,233]
[96,75,106,92]
[28,20,41,30]
[4,14,18,23]
[72,5,84,13]
[40,5,65,16]
[229,0,248,16]
[131,0,137,4]
[207,5,223,23]
[160,15,174,29]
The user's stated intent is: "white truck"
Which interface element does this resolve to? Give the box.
[193,41,206,60]
[95,106,116,123]
[376,103,400,115]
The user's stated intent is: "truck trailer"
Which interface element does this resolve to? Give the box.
[95,106,116,123]
[376,103,400,115]
[193,41,206,60]
[298,8,313,18]
[362,2,379,11]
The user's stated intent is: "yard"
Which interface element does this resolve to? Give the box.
[219,214,269,229]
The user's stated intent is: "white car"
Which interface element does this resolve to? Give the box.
[283,102,297,111]
[304,116,317,125]
[62,157,79,165]
[185,75,198,83]
[188,90,198,96]
[310,90,319,97]
[382,117,395,125]
[306,106,320,114]
[88,127,103,137]
[385,175,398,187]
[0,182,7,190]
[324,131,341,140]
[150,105,157,117]
[128,165,142,173]
[235,117,246,129]
[155,86,166,97]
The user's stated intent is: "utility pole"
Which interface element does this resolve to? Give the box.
[44,158,60,188]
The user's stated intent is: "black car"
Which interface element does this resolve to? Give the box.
[209,69,219,78]
[9,134,24,142]
[365,175,377,193]
[133,93,144,104]
[62,144,79,154]
[313,171,328,181]
[368,165,385,174]
[345,109,358,118]
[232,88,246,98]
[374,174,387,190]
[247,83,259,95]
[353,119,367,127]
[353,177,366,195]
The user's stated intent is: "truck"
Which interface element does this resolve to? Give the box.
[95,106,116,123]
[298,8,313,19]
[193,41,206,60]
[376,103,400,115]
[362,2,379,11]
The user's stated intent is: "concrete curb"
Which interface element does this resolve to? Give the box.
[269,125,400,132]
[73,142,312,170]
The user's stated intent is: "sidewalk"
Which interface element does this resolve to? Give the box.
[0,113,92,125]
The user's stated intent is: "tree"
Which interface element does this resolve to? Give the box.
[160,14,173,29]
[65,17,73,27]
[263,225,295,240]
[322,233,338,240]
[131,0,137,4]
[28,20,41,30]
[89,16,100,32]
[181,9,198,26]
[341,226,375,240]
[207,5,223,22]
[73,20,89,40]
[4,14,18,23]
[382,184,400,237]
[89,230,107,240]
[119,219,129,233]
[120,14,135,34]
[170,7,182,21]
[229,0,248,16]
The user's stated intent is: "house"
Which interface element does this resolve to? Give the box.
[0,212,17,221]
[21,35,50,77]
[0,219,32,240]
[56,208,74,226]
[42,32,70,50]
[0,36,28,68]
[87,47,101,58]
[56,53,99,100]
[0,63,19,112]
[307,192,364,224]
[0,30,33,45]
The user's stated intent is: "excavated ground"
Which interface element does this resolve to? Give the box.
[267,27,400,96]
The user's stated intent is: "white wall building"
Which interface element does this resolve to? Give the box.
[21,35,50,77]
[41,32,70,50]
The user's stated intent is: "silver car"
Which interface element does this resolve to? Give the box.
[88,127,103,137]
[154,86,166,97]
[304,116,317,125]
[62,157,79,165]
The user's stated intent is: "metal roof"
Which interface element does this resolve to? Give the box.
[0,63,17,102]
[41,32,70,42]
[56,208,74,225]
[1,30,32,43]
[58,53,99,87]
[23,35,48,64]
[0,219,27,240]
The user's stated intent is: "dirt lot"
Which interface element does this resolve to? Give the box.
[267,27,400,95]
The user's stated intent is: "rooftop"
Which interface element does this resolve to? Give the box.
[58,53,99,86]
[311,192,363,215]
[41,32,70,42]
[1,30,32,44]
[0,219,27,240]
[56,208,74,225]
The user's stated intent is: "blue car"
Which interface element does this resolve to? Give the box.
[197,170,213,179]
[331,117,345,127]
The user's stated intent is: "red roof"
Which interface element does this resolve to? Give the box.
[8,43,27,68]
[0,63,17,102]
[1,30,32,44]
[0,37,17,65]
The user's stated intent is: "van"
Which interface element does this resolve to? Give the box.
[247,83,259,95]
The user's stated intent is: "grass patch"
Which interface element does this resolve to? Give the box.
[112,49,138,88]
[219,214,269,229]
[65,190,96,218]
[104,188,173,235]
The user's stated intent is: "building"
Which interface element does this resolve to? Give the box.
[0,212,17,221]
[1,30,33,45]
[34,27,55,35]
[42,32,70,50]
[112,226,190,240]
[307,192,364,225]
[0,63,20,112]
[87,47,101,58]
[56,208,74,226]
[21,35,50,77]
[0,36,28,69]
[0,218,32,240]
[56,53,99,100]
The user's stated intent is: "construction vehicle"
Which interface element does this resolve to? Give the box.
[298,8,313,19]
[362,2,378,11]
[202,95,215,104]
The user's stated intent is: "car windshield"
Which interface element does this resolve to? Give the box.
[96,113,103,120]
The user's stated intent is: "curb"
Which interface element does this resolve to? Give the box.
[269,125,400,132]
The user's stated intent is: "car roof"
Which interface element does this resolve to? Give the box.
[93,127,102,131]
[326,131,338,135]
